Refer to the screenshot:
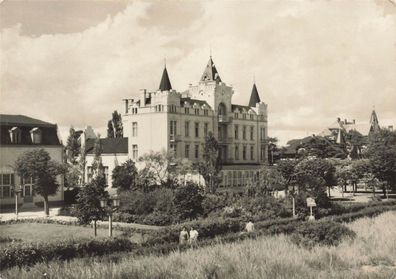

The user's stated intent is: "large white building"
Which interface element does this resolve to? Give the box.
[120,57,269,188]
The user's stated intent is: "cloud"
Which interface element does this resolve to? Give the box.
[1,0,395,145]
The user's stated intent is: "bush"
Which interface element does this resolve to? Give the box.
[290,221,356,248]
[0,238,135,270]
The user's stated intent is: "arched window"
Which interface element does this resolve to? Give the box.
[30,127,42,144]
[218,103,226,116]
[9,127,21,144]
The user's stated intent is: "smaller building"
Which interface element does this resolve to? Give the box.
[0,114,64,208]
[85,137,129,188]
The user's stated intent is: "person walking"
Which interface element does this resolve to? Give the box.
[189,227,199,247]
[179,227,189,245]
[245,221,254,233]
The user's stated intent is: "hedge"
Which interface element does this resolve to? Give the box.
[0,238,136,270]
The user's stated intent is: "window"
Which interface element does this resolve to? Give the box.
[170,120,177,136]
[132,145,138,159]
[235,145,239,160]
[170,143,177,155]
[87,167,93,183]
[260,145,265,161]
[169,105,177,113]
[243,114,246,120]
[250,114,254,120]
[260,127,266,140]
[195,122,199,138]
[195,144,199,159]
[242,126,246,140]
[9,127,21,144]
[204,109,209,116]
[250,126,254,140]
[185,144,190,158]
[250,146,254,160]
[185,107,190,114]
[243,146,247,160]
[132,122,138,137]
[194,108,199,115]
[0,174,14,198]
[30,128,42,144]
[234,125,239,139]
[234,113,239,119]
[131,108,138,114]
[185,121,190,137]
[104,166,109,186]
[204,123,209,137]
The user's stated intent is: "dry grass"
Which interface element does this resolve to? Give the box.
[2,212,396,279]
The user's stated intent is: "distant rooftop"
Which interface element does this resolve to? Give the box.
[0,114,56,127]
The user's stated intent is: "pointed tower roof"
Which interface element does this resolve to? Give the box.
[200,57,222,82]
[248,83,261,107]
[369,109,380,134]
[159,66,172,91]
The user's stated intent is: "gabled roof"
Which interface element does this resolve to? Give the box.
[0,114,55,127]
[85,138,128,154]
[159,67,172,91]
[200,57,222,82]
[248,83,261,107]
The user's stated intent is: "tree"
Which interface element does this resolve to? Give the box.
[349,159,370,195]
[335,164,350,196]
[74,174,108,236]
[366,129,396,197]
[266,137,278,165]
[65,127,80,164]
[277,159,298,195]
[112,110,123,138]
[107,120,114,138]
[196,132,222,193]
[248,167,285,197]
[300,136,347,159]
[112,159,138,191]
[173,181,204,220]
[15,149,64,216]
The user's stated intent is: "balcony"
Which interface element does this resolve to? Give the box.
[169,134,181,142]
[218,115,229,123]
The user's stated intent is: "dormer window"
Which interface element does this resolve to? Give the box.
[30,127,42,144]
[9,127,21,144]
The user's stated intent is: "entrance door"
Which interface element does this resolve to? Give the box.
[23,185,33,202]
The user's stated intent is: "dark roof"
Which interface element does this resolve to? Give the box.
[0,114,55,127]
[0,114,61,146]
[180,97,211,108]
[248,83,261,107]
[86,138,128,154]
[200,57,222,82]
[159,67,172,91]
[231,104,251,111]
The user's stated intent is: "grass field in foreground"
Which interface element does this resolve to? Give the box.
[3,211,396,279]
[0,223,127,245]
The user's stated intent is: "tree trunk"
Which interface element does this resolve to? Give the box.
[94,220,97,237]
[44,195,49,216]
[328,186,331,198]
[382,186,387,199]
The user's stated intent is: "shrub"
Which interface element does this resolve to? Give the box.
[290,221,356,248]
[0,238,135,270]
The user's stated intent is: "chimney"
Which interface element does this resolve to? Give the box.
[124,99,129,114]
[388,125,393,132]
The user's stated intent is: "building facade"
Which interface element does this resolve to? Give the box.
[0,114,64,208]
[122,57,269,187]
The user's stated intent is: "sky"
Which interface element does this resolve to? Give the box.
[1,0,395,145]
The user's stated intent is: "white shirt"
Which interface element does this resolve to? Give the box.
[245,222,254,232]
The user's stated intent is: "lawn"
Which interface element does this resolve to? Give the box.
[0,223,144,246]
[3,211,396,279]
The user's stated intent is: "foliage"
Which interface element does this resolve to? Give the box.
[64,163,81,189]
[74,175,108,225]
[15,149,64,215]
[277,159,298,192]
[247,167,286,197]
[65,127,81,164]
[107,120,114,138]
[196,132,222,193]
[300,136,347,159]
[366,129,396,195]
[112,159,138,191]
[0,237,134,270]
[290,221,356,248]
[173,181,204,220]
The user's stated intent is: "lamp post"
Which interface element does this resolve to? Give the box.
[100,194,120,237]
[14,185,22,219]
